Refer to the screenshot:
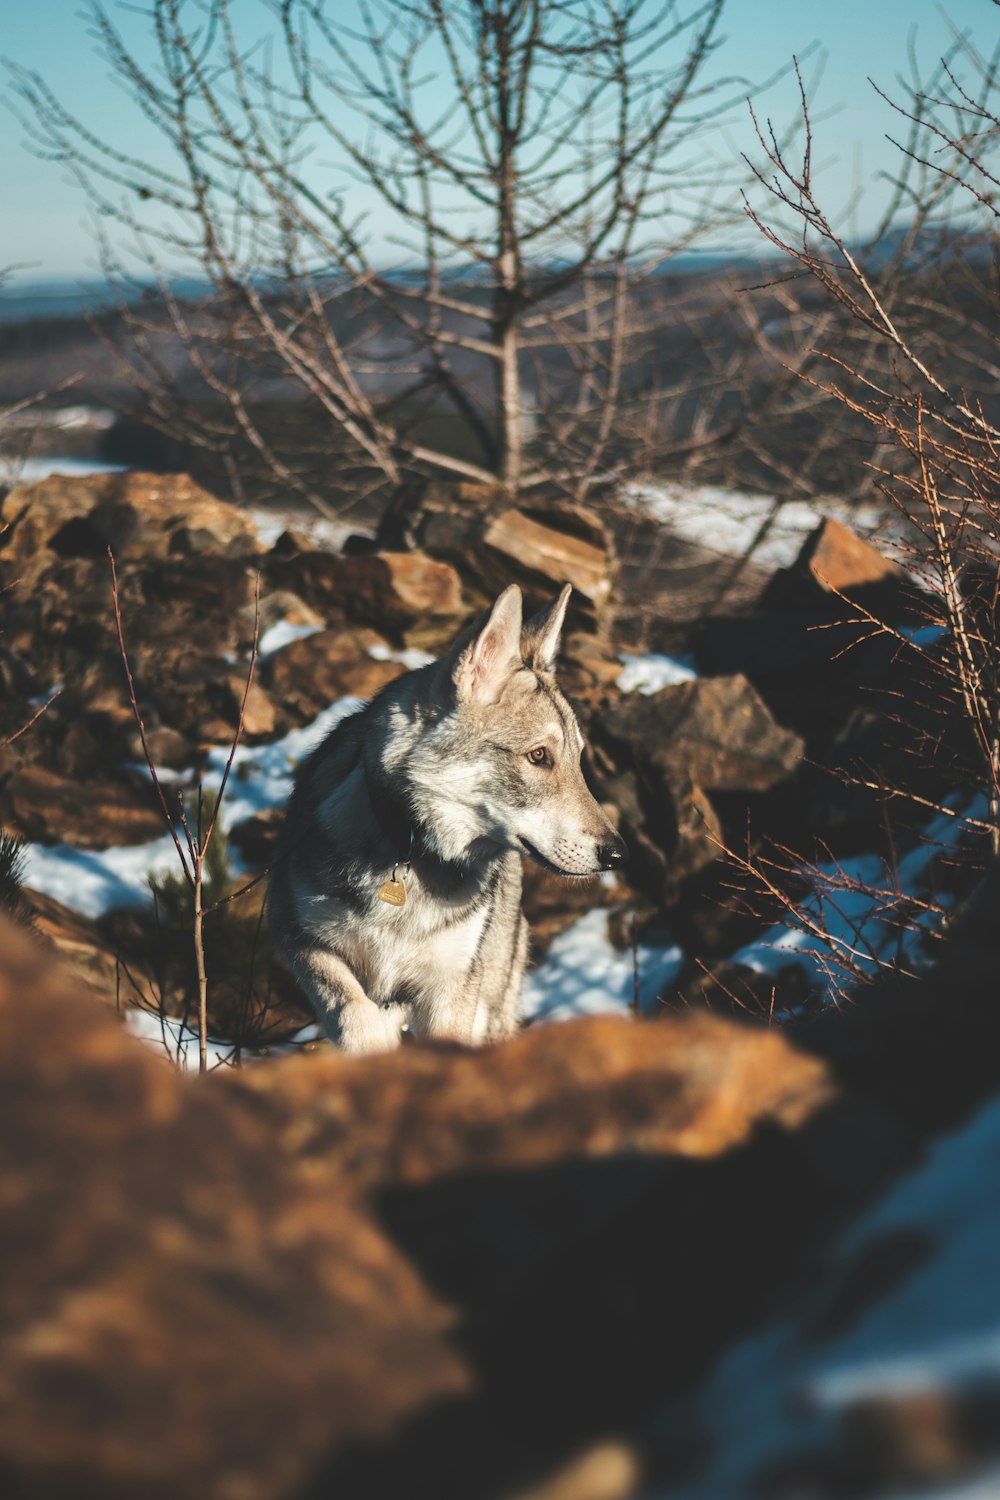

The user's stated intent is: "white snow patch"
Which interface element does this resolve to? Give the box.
[125,1006,235,1071]
[521,908,683,1023]
[23,697,363,919]
[24,833,186,921]
[248,505,372,554]
[125,1007,322,1068]
[367,641,436,671]
[616,652,696,694]
[2,456,128,485]
[623,480,897,571]
[0,404,117,434]
[257,619,323,657]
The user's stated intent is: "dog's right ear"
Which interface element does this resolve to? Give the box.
[452,585,523,705]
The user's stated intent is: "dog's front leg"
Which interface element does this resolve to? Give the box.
[292,942,406,1054]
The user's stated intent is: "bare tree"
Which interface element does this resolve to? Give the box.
[744,34,1000,836]
[7,0,774,513]
[678,33,1000,1018]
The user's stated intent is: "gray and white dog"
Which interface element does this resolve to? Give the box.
[268,582,626,1052]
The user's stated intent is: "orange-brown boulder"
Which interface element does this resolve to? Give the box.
[762,516,907,616]
[264,626,406,718]
[0,471,261,586]
[0,920,466,1500]
[222,1009,834,1194]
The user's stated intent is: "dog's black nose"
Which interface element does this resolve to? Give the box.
[597,836,627,871]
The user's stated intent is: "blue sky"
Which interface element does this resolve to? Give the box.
[1,0,995,282]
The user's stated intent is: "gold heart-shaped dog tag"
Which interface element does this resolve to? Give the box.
[377,876,407,907]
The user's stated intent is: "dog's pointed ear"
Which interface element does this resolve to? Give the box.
[453,585,523,704]
[521,583,571,674]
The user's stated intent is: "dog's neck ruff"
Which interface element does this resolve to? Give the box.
[360,746,508,903]
[361,749,462,884]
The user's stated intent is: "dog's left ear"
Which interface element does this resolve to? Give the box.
[521,583,571,674]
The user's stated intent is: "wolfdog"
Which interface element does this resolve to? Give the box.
[269,582,626,1052]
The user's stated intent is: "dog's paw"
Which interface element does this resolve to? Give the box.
[333,1000,406,1054]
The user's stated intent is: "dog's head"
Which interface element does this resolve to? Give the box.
[406,584,626,876]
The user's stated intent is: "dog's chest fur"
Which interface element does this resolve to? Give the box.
[293,853,514,1007]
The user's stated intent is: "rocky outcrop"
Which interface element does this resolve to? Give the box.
[0,470,261,586]
[591,675,804,897]
[0,918,868,1500]
[263,626,405,721]
[265,544,465,645]
[414,484,614,621]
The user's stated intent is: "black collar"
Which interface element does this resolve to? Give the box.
[361,749,414,858]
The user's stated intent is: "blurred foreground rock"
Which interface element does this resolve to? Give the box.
[0,919,464,1500]
[6,839,1000,1500]
[222,1007,833,1192]
[0,918,872,1500]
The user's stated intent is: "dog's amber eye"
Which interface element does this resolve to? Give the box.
[526,746,551,767]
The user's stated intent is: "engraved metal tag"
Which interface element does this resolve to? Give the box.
[377,876,407,907]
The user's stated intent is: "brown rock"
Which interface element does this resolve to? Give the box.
[414,487,614,622]
[250,588,324,636]
[223,1010,835,1193]
[590,677,802,899]
[558,631,623,705]
[762,517,905,615]
[337,551,465,639]
[483,509,611,614]
[139,554,256,614]
[221,673,277,740]
[264,548,464,644]
[132,724,193,769]
[130,644,254,747]
[801,517,902,594]
[264,626,405,718]
[597,675,804,795]
[0,920,466,1500]
[0,472,261,587]
[21,887,125,1004]
[262,546,347,618]
[0,760,165,848]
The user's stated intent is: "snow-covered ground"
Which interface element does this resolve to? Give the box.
[616,652,696,694]
[623,480,903,571]
[522,907,683,1024]
[2,454,128,486]
[124,1005,320,1071]
[731,796,985,1012]
[665,1088,1000,1499]
[247,504,372,555]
